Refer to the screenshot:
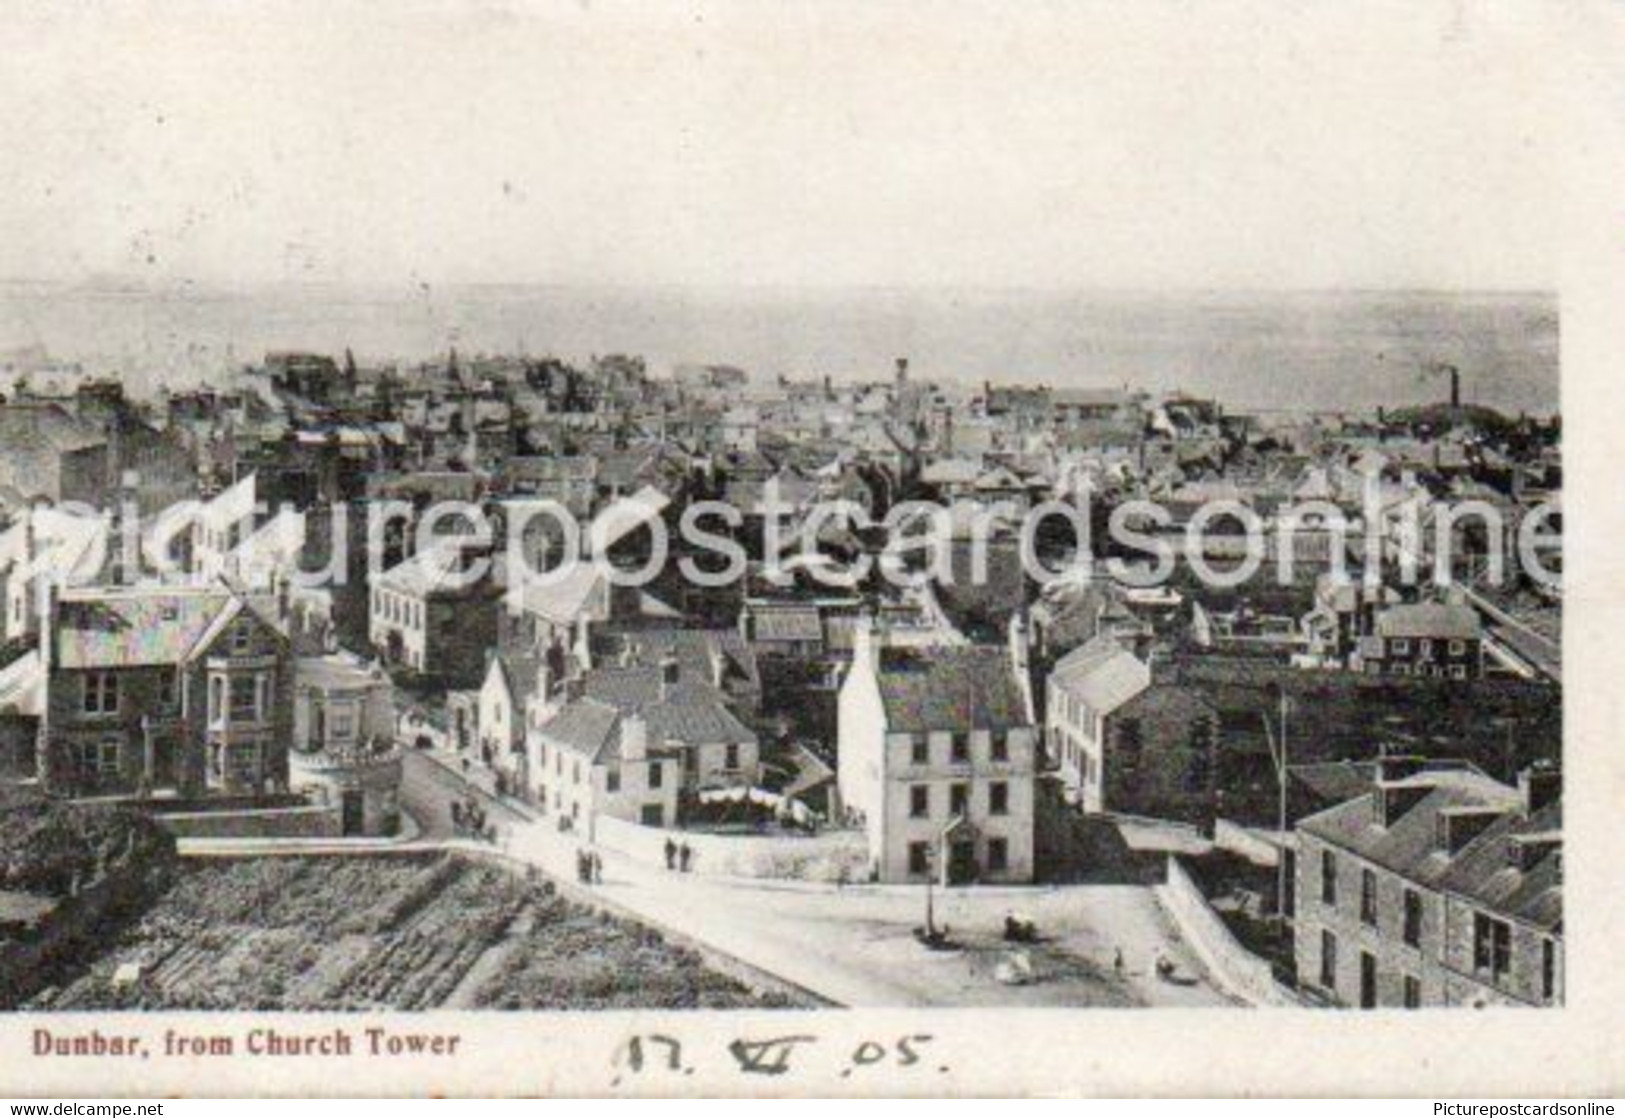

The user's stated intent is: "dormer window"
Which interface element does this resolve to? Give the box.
[231,623,252,654]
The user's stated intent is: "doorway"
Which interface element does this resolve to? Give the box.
[947,839,977,885]
[341,790,365,836]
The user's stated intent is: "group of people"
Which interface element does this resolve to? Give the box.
[449,796,496,843]
[663,837,694,873]
[576,848,603,885]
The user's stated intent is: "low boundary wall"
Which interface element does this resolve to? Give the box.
[1155,854,1303,1007]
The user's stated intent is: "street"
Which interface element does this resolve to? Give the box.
[398,750,1233,1008]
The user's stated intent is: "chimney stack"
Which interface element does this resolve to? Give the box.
[1518,761,1561,816]
[1450,367,1461,410]
[658,655,679,701]
[620,711,648,762]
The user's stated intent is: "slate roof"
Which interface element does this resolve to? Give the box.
[919,458,984,486]
[1436,799,1562,931]
[0,404,106,455]
[1288,760,1379,806]
[1051,387,1136,409]
[1374,602,1483,641]
[1049,636,1150,716]
[594,628,761,696]
[514,561,606,625]
[749,605,824,643]
[1298,769,1522,891]
[52,587,247,669]
[538,696,624,760]
[580,664,757,747]
[873,646,1030,734]
[377,547,479,598]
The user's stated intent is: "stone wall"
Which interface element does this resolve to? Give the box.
[154,803,341,840]
[1156,854,1303,1007]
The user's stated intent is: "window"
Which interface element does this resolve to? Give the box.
[1449,639,1466,656]
[1404,974,1422,1009]
[76,740,120,779]
[331,712,354,740]
[648,761,663,788]
[1320,930,1338,989]
[725,743,740,770]
[987,838,1008,873]
[1321,850,1338,906]
[910,736,929,765]
[231,623,252,654]
[990,733,1008,763]
[158,673,177,712]
[82,672,120,716]
[1392,662,1412,677]
[950,783,969,816]
[1473,913,1512,980]
[908,842,930,876]
[1117,719,1143,770]
[1542,938,1557,1001]
[950,734,969,763]
[910,784,930,819]
[1403,888,1423,947]
[1360,951,1377,1009]
[1360,868,1377,926]
[989,781,1009,816]
[606,767,620,793]
[229,675,259,721]
[1391,638,1411,655]
[1418,638,1433,658]
[572,760,581,784]
[209,676,224,724]
[1450,665,1467,680]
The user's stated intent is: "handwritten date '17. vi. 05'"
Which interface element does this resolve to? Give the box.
[612,1032,943,1086]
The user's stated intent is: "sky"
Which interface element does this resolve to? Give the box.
[0,0,1574,293]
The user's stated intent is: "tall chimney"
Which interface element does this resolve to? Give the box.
[1450,367,1461,410]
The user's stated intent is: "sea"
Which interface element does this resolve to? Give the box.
[0,281,1559,416]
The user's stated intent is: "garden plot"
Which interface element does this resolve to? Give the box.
[33,854,795,1011]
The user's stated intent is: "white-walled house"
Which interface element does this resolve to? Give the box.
[837,621,1037,884]
[533,702,680,838]
[1045,635,1151,813]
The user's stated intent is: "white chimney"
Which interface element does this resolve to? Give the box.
[851,612,877,676]
[620,712,648,762]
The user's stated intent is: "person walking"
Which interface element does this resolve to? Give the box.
[678,842,692,873]
[664,837,677,871]
[591,852,603,884]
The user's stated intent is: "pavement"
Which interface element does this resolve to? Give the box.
[392,751,1236,1009]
